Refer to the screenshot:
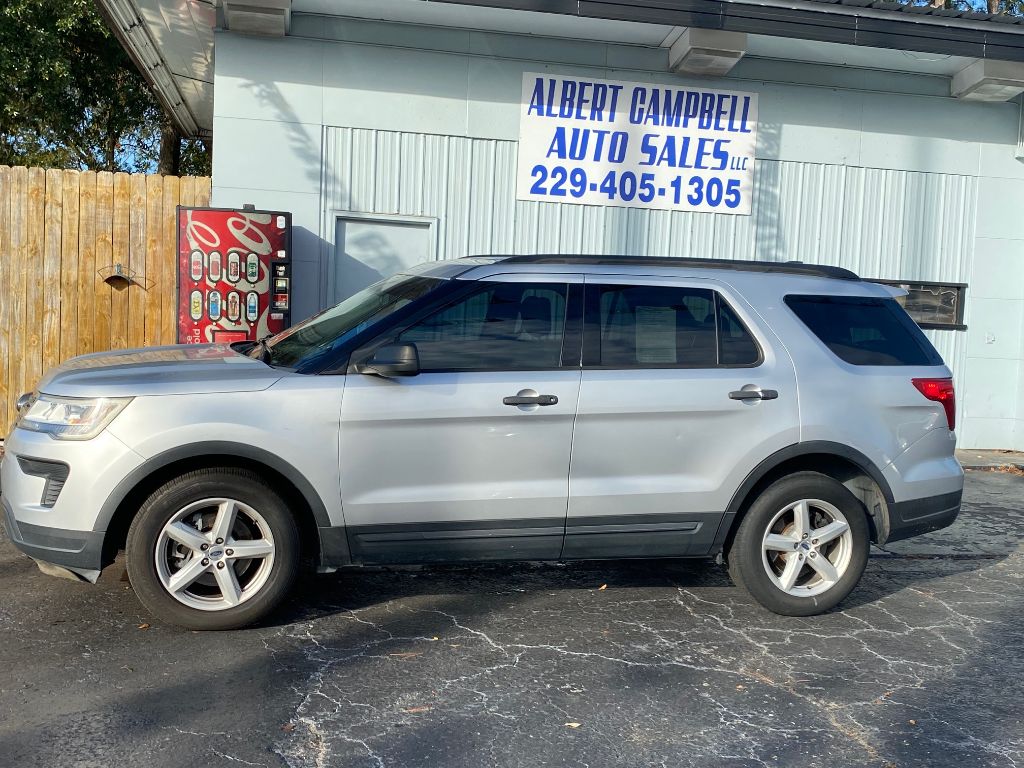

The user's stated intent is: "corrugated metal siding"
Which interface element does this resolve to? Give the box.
[324,126,976,383]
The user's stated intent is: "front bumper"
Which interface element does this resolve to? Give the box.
[1,426,145,580]
[2,496,104,580]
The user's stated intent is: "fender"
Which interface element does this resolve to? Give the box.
[95,440,332,533]
[710,441,894,553]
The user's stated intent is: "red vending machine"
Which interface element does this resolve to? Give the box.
[176,206,292,344]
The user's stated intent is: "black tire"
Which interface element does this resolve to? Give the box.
[126,467,299,630]
[727,472,869,616]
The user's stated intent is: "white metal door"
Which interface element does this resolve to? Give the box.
[333,214,435,304]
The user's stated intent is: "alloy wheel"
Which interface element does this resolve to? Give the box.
[154,498,276,611]
[760,498,853,598]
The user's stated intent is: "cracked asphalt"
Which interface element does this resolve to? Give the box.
[0,470,1021,768]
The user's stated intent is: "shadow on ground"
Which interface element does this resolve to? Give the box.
[0,472,1021,768]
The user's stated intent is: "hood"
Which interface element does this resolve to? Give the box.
[36,344,287,398]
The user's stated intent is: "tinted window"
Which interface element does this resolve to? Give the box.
[587,285,759,368]
[785,295,943,366]
[717,299,760,365]
[257,274,442,370]
[398,282,567,371]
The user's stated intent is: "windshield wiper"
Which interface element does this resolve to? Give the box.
[252,333,275,364]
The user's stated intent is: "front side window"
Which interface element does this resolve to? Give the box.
[785,294,944,366]
[586,284,760,368]
[397,282,567,371]
[255,274,443,370]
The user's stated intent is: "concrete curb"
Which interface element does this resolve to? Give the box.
[963,463,1024,474]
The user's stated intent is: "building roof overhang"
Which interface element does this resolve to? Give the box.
[96,0,215,137]
[96,0,1024,138]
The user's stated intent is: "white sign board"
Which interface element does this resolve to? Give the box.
[516,73,758,215]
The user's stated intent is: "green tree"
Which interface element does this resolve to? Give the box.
[987,0,1024,12]
[0,0,209,174]
[924,0,1024,12]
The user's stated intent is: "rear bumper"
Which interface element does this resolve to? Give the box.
[2,496,104,580]
[884,490,962,544]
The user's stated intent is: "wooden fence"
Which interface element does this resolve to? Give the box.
[0,166,211,432]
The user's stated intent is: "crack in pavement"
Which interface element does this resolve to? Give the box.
[1,474,1021,768]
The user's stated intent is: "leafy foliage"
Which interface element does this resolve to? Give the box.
[0,0,209,174]
[909,0,1023,13]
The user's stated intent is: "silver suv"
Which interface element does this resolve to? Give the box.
[1,256,963,629]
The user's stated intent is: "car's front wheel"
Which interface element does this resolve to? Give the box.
[727,472,870,616]
[126,468,299,630]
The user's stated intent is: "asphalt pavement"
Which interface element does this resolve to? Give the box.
[0,470,1021,768]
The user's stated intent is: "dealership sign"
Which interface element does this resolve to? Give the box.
[516,73,758,215]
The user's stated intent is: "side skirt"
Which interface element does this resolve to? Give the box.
[347,518,565,565]
[339,514,723,566]
[562,513,721,559]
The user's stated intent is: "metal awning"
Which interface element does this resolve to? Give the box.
[96,0,215,137]
[96,0,1024,138]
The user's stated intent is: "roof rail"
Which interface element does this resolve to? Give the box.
[496,255,860,281]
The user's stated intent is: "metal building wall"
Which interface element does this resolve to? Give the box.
[324,126,975,387]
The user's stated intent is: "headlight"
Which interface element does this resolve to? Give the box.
[16,394,132,440]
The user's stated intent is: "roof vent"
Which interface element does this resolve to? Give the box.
[952,59,1024,102]
[222,0,291,37]
[669,28,747,78]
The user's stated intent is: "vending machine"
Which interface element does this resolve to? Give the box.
[176,206,292,344]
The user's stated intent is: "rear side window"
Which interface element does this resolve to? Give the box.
[717,299,760,365]
[785,295,943,366]
[585,284,760,368]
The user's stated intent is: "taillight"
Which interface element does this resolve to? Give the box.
[912,378,955,431]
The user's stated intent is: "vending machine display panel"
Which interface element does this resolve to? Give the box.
[176,207,292,344]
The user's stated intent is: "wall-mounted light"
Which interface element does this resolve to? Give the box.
[952,59,1024,102]
[669,29,747,78]
[222,0,291,36]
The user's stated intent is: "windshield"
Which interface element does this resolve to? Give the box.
[251,274,444,370]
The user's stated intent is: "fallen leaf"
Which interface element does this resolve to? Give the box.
[909,720,917,726]
[403,706,432,714]
[281,723,296,733]
[137,623,150,630]
[598,584,607,591]
[736,684,745,690]
[565,722,582,729]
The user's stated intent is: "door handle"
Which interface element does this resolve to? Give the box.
[503,390,558,406]
[729,386,778,401]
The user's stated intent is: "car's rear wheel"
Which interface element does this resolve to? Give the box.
[126,468,299,630]
[727,472,869,616]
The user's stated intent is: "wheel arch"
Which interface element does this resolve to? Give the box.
[99,442,334,569]
[713,441,894,557]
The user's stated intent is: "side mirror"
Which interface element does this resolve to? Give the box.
[358,342,420,378]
